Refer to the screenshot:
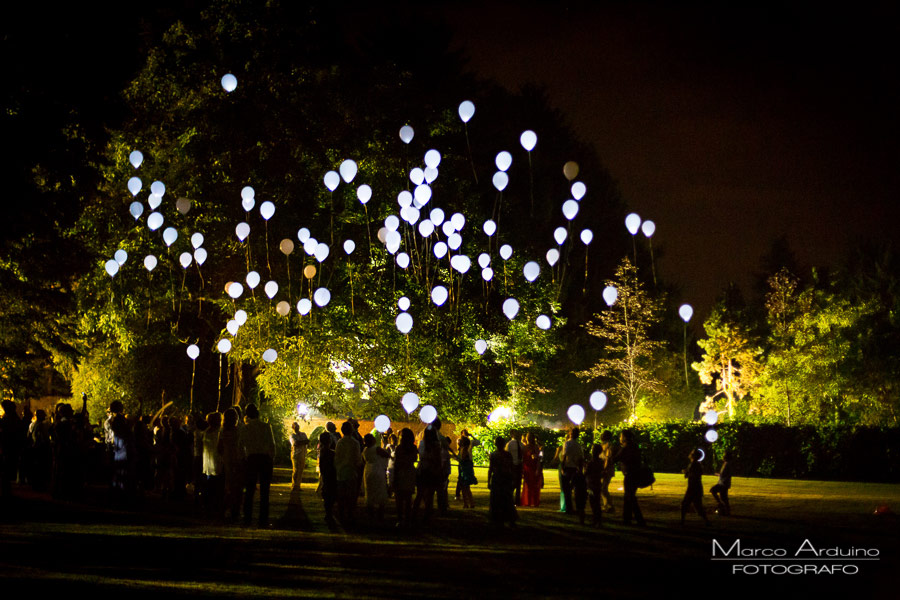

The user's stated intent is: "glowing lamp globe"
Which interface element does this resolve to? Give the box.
[492,171,509,192]
[339,159,358,183]
[458,100,475,123]
[679,304,694,323]
[520,130,537,151]
[396,312,413,334]
[602,286,618,306]
[502,298,520,320]
[374,415,391,433]
[625,213,642,235]
[323,171,340,192]
[401,392,420,414]
[313,287,331,307]
[431,285,449,306]
[419,405,438,424]
[589,391,608,411]
[523,261,540,282]
[186,344,199,360]
[221,74,237,92]
[567,404,586,425]
[495,151,512,172]
[571,181,586,200]
[262,349,278,363]
[399,125,414,144]
[217,339,232,353]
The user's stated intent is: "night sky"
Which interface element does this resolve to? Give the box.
[444,2,900,313]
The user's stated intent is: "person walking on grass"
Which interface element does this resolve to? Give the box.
[681,449,709,526]
[617,429,646,526]
[710,450,733,516]
[456,435,478,508]
[239,404,275,528]
[488,436,517,528]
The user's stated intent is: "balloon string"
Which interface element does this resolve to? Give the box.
[265,222,272,280]
[217,354,222,413]
[583,252,589,296]
[349,267,355,317]
[364,205,373,264]
[528,152,534,218]
[190,360,196,414]
[286,257,292,306]
[648,238,657,288]
[329,191,334,247]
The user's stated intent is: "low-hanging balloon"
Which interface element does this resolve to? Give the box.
[104,260,119,277]
[129,201,143,220]
[495,151,512,172]
[536,315,551,330]
[227,282,244,299]
[520,130,537,152]
[419,405,437,424]
[571,181,586,200]
[450,254,471,273]
[431,285,448,306]
[297,298,312,315]
[567,404,586,425]
[114,249,128,265]
[276,301,290,316]
[483,220,496,236]
[482,267,494,281]
[343,239,356,254]
[147,194,162,210]
[264,281,278,299]
[235,222,250,241]
[580,229,594,245]
[589,391,608,411]
[374,415,391,433]
[262,348,278,363]
[478,253,491,269]
[127,177,141,196]
[339,159,358,183]
[246,271,260,289]
[226,320,239,335]
[475,339,487,355]
[260,201,275,221]
[191,232,204,249]
[221,74,237,92]
[217,338,232,353]
[179,252,192,268]
[186,344,200,360]
[401,392,420,414]
[500,245,513,260]
[398,296,411,311]
[563,161,579,181]
[147,212,163,231]
[163,227,178,247]
[143,255,157,272]
[679,304,694,323]
[396,312,413,334]
[492,171,509,192]
[458,100,475,123]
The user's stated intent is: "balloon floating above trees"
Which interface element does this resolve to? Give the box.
[625,213,641,235]
[458,100,475,123]
[129,150,143,168]
[571,181,586,200]
[399,125,414,144]
[186,344,199,360]
[679,304,694,323]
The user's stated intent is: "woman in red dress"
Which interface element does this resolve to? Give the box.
[520,432,543,507]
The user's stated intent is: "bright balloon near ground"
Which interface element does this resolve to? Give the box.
[226,320,239,335]
[323,171,340,192]
[221,74,237,92]
[313,287,331,307]
[401,392,420,414]
[419,405,437,424]
[397,252,410,269]
[265,281,278,299]
[580,229,594,245]
[104,260,119,277]
[262,349,278,363]
[458,100,475,123]
[523,261,540,282]
[398,296,410,311]
[495,151,512,172]
[431,285,448,306]
[520,130,537,151]
[396,312,413,334]
[433,242,448,259]
[589,391,608,411]
[235,309,248,325]
[502,298,520,320]
[482,267,494,281]
[492,171,509,192]
[194,248,207,265]
[399,125,414,144]
[129,151,143,168]
[143,255,157,272]
[339,159,358,183]
[227,282,244,299]
[217,339,232,353]
[374,415,391,433]
[475,339,487,355]
[603,286,618,306]
[679,304,694,323]
[703,410,718,426]
[297,298,311,315]
[536,315,551,330]
[186,344,199,360]
[148,194,162,209]
[567,404,586,425]
[625,213,641,235]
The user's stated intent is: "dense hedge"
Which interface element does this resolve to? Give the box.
[469,421,900,482]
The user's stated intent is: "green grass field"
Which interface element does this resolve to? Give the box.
[1,467,898,598]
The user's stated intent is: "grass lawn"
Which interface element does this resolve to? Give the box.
[1,466,898,598]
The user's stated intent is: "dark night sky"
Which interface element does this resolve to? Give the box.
[444,2,900,314]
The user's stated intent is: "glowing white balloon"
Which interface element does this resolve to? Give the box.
[500,245,513,260]
[398,296,411,311]
[221,74,237,92]
[399,125,414,144]
[625,213,641,235]
[186,344,199,360]
[431,285,448,306]
[603,286,618,306]
[264,281,278,299]
[523,261,540,282]
[114,249,127,265]
[241,186,255,201]
[482,267,494,281]
[129,201,143,220]
[705,430,719,443]
[242,197,255,212]
[433,242,448,259]
[424,167,438,184]
[450,212,465,231]
[418,220,434,237]
[703,410,718,426]
[492,171,509,192]
[410,168,425,185]
[193,248,208,266]
[179,252,192,268]
[226,320,239,335]
[303,238,318,255]
[567,404,586,425]
[580,229,594,245]
[475,339,487,355]
[127,177,141,196]
[450,255,471,274]
[147,193,162,210]
[104,259,119,277]
[480,220,496,237]
[396,312,413,334]
[323,171,340,192]
[374,415,391,433]
[163,227,178,247]
[495,151,512,172]
[150,181,165,197]
[441,221,455,237]
[343,239,356,254]
[536,315,551,330]
[147,212,163,231]
[262,349,278,363]
[404,206,421,225]
[679,304,694,323]
[562,200,579,220]
[314,243,330,263]
[339,159,358,183]
[234,309,248,325]
[589,391,608,411]
[458,100,475,123]
[641,220,656,238]
[246,271,260,289]
[554,227,567,245]
[571,181,586,200]
[217,339,232,353]
[385,230,401,254]
[396,252,410,269]
[697,448,706,462]
[129,151,143,168]
[414,184,432,205]
[385,215,400,231]
[447,233,462,250]
[357,185,372,205]
[259,201,275,221]
[191,232,204,249]
[143,255,157,272]
[520,130,537,152]
[235,222,250,241]
[313,287,331,307]
[419,405,437,424]
[401,392,420,414]
[478,253,491,269]
[546,248,559,266]
[429,208,445,225]
[227,282,244,299]
[397,190,413,208]
[297,298,311,315]
[424,149,441,169]
[502,298,520,320]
